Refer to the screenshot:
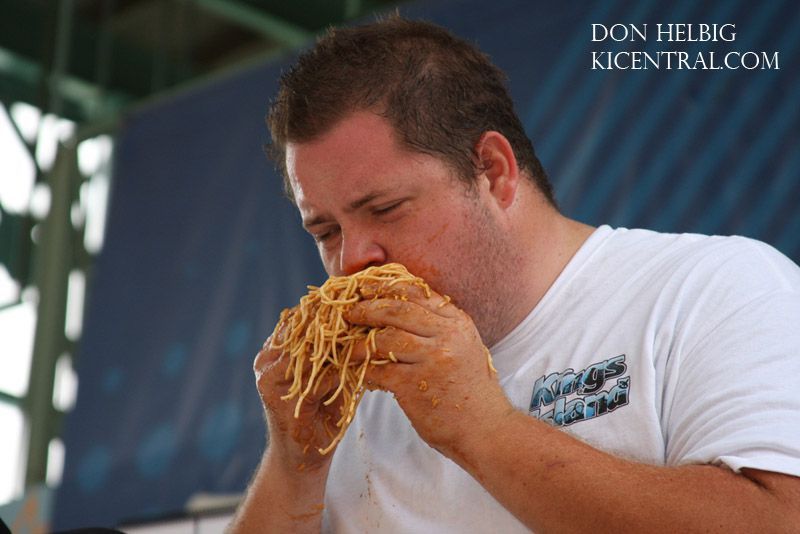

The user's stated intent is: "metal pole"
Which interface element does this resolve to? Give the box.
[24,142,77,488]
[92,0,117,119]
[23,0,77,489]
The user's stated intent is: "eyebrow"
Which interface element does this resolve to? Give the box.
[303,189,395,229]
[346,191,387,212]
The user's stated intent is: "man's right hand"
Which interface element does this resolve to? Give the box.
[228,335,336,533]
[253,330,344,473]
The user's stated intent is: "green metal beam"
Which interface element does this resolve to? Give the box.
[0,0,192,111]
[24,0,79,482]
[0,389,23,406]
[0,46,128,123]
[195,0,312,48]
[24,143,78,488]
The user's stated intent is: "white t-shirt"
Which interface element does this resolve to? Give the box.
[322,226,800,533]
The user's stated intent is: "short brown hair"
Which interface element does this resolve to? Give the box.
[267,15,555,205]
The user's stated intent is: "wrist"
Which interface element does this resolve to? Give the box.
[229,441,332,533]
[262,445,331,516]
[444,402,522,479]
[265,440,334,481]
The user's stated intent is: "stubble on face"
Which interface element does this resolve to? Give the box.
[421,189,522,348]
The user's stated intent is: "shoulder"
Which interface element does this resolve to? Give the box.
[597,226,800,294]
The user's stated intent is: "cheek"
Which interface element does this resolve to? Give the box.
[425,221,451,246]
[409,222,452,268]
[408,262,443,286]
[385,237,441,284]
[393,222,465,292]
[318,244,339,276]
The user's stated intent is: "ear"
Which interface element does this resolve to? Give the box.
[474,131,520,209]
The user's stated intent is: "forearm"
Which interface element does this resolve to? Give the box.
[451,409,797,533]
[227,447,330,533]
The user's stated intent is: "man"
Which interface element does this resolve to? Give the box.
[230,16,800,533]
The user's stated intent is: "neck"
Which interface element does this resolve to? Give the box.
[486,192,594,347]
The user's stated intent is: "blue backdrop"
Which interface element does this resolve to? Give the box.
[54,0,800,528]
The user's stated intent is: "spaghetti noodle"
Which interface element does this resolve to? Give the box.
[270,262,495,455]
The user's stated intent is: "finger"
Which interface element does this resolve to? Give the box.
[296,365,341,406]
[259,319,323,384]
[364,362,425,398]
[347,326,432,364]
[364,360,406,392]
[358,280,458,318]
[266,316,293,349]
[254,337,281,374]
[254,340,313,396]
[344,299,446,337]
[274,355,346,423]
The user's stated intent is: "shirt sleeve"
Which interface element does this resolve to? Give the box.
[661,238,800,475]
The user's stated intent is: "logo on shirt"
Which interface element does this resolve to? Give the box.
[528,354,630,426]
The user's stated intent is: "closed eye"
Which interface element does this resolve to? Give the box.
[372,200,405,216]
[313,225,340,243]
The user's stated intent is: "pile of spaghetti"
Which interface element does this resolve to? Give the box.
[270,263,432,455]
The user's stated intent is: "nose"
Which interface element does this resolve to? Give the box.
[337,229,387,275]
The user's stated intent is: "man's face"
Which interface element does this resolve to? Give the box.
[286,111,517,344]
